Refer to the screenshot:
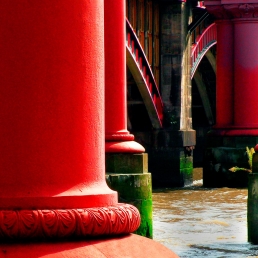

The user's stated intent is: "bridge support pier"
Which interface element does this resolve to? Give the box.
[145,1,195,187]
[204,1,258,187]
[106,153,153,238]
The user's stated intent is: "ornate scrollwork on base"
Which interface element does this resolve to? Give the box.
[0,203,141,240]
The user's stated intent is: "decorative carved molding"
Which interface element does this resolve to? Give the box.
[0,203,140,240]
[206,3,258,20]
[205,5,233,20]
[224,4,258,18]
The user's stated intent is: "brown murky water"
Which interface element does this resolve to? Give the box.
[152,169,258,257]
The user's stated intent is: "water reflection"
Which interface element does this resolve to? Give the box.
[152,178,258,257]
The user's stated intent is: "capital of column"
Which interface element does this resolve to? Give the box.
[205,3,232,19]
[205,1,258,20]
[224,3,258,19]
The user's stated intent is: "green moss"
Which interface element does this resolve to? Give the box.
[180,157,193,170]
[106,173,153,239]
[180,167,193,176]
[133,199,153,238]
[106,174,152,199]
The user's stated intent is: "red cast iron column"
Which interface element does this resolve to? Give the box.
[215,20,234,127]
[233,18,258,127]
[104,0,145,153]
[205,4,234,130]
[205,0,258,135]
[0,0,140,240]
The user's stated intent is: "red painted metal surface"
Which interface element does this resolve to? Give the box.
[234,20,258,128]
[215,20,234,127]
[191,23,217,79]
[126,19,163,129]
[0,1,179,257]
[0,204,140,240]
[0,0,118,209]
[105,1,145,153]
[0,0,141,245]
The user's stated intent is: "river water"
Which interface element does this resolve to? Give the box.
[152,169,258,257]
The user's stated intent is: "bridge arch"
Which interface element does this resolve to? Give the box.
[125,18,217,130]
[126,19,163,129]
[190,22,217,126]
[191,23,217,79]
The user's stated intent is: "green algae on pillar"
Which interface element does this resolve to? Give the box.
[106,153,152,238]
[106,173,153,238]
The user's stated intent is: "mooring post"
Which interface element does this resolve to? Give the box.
[248,144,258,243]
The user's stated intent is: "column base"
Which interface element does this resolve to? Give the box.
[105,131,145,153]
[105,141,145,153]
[209,126,258,136]
[0,203,140,240]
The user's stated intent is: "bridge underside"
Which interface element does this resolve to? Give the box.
[125,2,223,187]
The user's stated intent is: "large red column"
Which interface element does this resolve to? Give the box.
[104,0,145,153]
[215,20,234,127]
[0,0,140,240]
[234,19,258,127]
[0,2,180,257]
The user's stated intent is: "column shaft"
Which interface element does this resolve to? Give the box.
[0,0,116,209]
[104,0,145,153]
[215,20,234,127]
[234,20,258,127]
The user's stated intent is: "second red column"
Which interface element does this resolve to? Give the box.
[104,0,145,153]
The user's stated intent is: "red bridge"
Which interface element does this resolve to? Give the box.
[126,12,217,128]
